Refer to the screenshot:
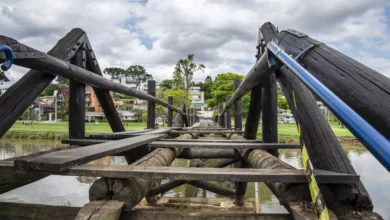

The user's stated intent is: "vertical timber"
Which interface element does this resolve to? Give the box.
[234,80,242,132]
[225,97,231,128]
[147,80,156,129]
[168,96,173,127]
[69,44,86,139]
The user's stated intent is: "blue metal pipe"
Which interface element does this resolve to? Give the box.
[267,42,390,172]
[0,44,14,71]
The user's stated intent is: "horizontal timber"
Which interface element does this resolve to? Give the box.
[170,131,245,134]
[14,134,166,171]
[0,161,359,184]
[148,141,301,149]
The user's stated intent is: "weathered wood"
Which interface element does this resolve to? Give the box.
[275,28,390,142]
[0,29,85,138]
[168,96,173,127]
[0,36,189,117]
[70,165,359,184]
[226,97,232,128]
[234,159,248,206]
[149,141,300,149]
[234,80,243,132]
[177,148,240,159]
[14,134,165,171]
[89,132,198,208]
[244,84,262,140]
[0,202,293,220]
[170,130,244,134]
[75,200,124,220]
[261,23,279,157]
[147,80,156,129]
[69,44,86,139]
[84,36,125,132]
[157,139,262,143]
[187,180,235,198]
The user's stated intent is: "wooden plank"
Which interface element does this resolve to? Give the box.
[148,141,301,149]
[75,201,124,220]
[0,29,85,138]
[62,139,110,146]
[0,202,293,220]
[170,130,244,134]
[69,43,86,139]
[158,139,262,143]
[87,129,153,139]
[0,161,359,184]
[67,166,359,184]
[14,134,166,171]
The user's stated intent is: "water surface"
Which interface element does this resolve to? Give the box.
[0,139,388,217]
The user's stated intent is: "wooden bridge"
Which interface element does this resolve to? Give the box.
[0,22,389,219]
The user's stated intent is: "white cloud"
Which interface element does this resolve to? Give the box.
[1,0,390,89]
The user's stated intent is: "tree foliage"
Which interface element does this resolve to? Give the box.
[131,108,146,122]
[41,84,59,96]
[103,67,127,79]
[156,88,190,127]
[173,54,205,90]
[205,75,212,83]
[126,65,153,88]
[160,79,174,89]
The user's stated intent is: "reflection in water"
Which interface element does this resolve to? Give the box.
[0,139,388,217]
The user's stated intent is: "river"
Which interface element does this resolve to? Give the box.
[0,139,388,217]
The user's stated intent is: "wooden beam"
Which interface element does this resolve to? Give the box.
[234,80,242,132]
[261,24,279,157]
[225,97,231,128]
[147,80,156,129]
[244,84,262,140]
[14,134,165,171]
[148,141,301,149]
[170,130,244,134]
[177,148,240,159]
[68,166,359,184]
[84,36,125,132]
[158,139,262,143]
[168,96,173,127]
[0,29,85,138]
[75,200,124,220]
[69,43,86,139]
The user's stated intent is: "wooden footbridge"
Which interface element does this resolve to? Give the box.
[0,22,389,219]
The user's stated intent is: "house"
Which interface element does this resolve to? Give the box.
[32,100,54,120]
[85,86,115,112]
[189,87,205,110]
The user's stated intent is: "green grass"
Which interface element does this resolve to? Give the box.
[8,121,147,134]
[257,122,353,138]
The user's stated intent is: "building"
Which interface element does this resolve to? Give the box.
[85,86,115,112]
[32,100,54,121]
[189,87,205,110]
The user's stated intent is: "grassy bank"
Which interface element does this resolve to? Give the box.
[5,120,354,140]
[5,121,147,139]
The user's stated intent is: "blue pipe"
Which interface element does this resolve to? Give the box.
[0,44,14,71]
[267,42,390,172]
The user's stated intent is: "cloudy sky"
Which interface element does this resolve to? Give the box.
[1,0,390,88]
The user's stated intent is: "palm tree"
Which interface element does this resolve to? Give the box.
[173,54,205,90]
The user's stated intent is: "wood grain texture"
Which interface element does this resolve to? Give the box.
[0,29,85,138]
[14,134,165,171]
[148,141,300,149]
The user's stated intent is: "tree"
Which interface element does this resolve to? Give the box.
[126,65,153,89]
[160,79,174,89]
[41,84,59,96]
[57,76,68,85]
[156,88,190,127]
[173,54,205,90]
[205,75,212,83]
[131,108,145,122]
[0,70,10,85]
[103,67,127,79]
[206,73,251,118]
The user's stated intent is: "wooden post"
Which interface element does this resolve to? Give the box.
[223,103,227,128]
[261,73,278,156]
[263,22,376,218]
[192,108,196,124]
[0,28,85,138]
[225,97,231,128]
[147,80,156,129]
[84,37,125,132]
[261,23,278,156]
[234,80,242,132]
[167,96,173,127]
[69,44,86,139]
[244,85,262,140]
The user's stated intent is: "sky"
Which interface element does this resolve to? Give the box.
[1,0,390,88]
